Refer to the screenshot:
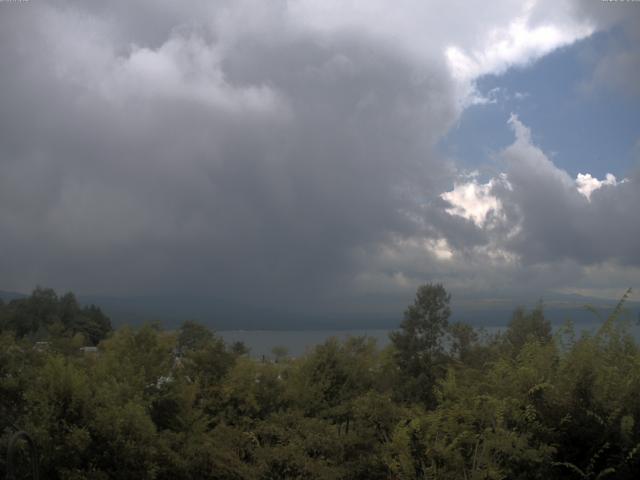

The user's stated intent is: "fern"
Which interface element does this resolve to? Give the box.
[597,288,632,337]
[552,461,587,478]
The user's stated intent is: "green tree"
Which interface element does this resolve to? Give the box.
[447,321,478,364]
[230,341,250,357]
[0,288,111,345]
[177,320,214,353]
[505,303,551,353]
[390,283,451,406]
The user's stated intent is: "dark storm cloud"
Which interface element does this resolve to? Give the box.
[0,2,456,311]
[0,0,637,314]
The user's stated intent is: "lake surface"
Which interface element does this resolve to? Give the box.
[219,329,393,358]
[219,322,640,359]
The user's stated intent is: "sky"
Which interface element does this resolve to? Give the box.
[1,0,639,324]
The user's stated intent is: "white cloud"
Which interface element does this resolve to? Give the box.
[446,18,593,83]
[575,173,623,200]
[289,0,595,108]
[427,238,455,261]
[41,8,287,115]
[441,176,508,227]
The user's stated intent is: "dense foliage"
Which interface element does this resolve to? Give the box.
[1,285,639,479]
[0,287,112,346]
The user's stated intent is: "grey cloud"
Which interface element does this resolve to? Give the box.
[0,2,456,314]
[414,115,640,303]
[590,45,640,98]
[572,0,640,98]
[493,118,640,267]
[1,1,637,320]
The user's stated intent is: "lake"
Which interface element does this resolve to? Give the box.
[219,321,640,359]
[219,329,393,358]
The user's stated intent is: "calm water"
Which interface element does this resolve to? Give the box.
[219,322,640,359]
[219,329,392,358]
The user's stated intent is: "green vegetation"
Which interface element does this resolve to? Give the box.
[1,285,639,479]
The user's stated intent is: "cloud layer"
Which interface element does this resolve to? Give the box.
[435,115,640,299]
[0,1,638,318]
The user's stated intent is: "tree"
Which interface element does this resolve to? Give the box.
[230,341,250,357]
[447,321,478,364]
[390,283,451,406]
[177,320,214,353]
[74,304,112,345]
[4,287,59,337]
[505,303,551,353]
[0,288,112,345]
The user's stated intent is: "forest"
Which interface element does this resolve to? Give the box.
[1,285,639,479]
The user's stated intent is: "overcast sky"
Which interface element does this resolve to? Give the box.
[1,1,639,320]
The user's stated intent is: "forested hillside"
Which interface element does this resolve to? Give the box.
[1,285,639,479]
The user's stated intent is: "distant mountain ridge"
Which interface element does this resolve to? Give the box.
[0,290,27,301]
[2,288,638,331]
